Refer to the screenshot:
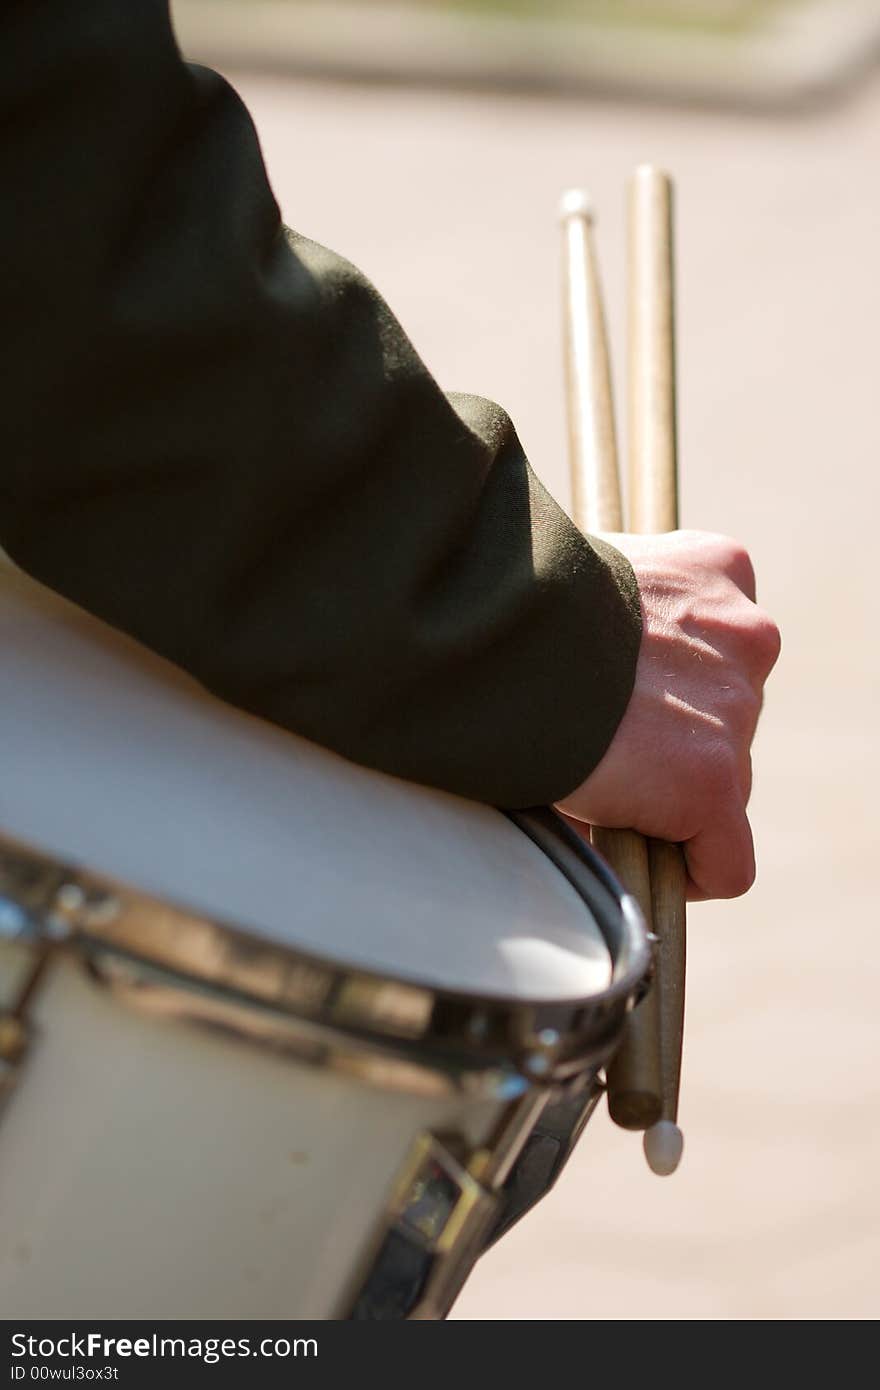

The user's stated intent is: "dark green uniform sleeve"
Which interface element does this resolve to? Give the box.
[0,0,641,808]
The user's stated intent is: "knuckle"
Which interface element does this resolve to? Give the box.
[709,531,747,565]
[751,609,782,669]
[717,535,756,596]
[724,535,750,567]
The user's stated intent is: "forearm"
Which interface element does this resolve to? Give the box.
[0,0,641,806]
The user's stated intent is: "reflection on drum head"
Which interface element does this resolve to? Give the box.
[0,567,611,1000]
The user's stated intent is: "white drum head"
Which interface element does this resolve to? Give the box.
[0,564,611,1000]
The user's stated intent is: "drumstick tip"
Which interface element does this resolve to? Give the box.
[643,1120,684,1177]
[559,188,594,223]
[632,163,673,191]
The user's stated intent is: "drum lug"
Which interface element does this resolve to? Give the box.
[347,1131,499,1321]
[483,1080,604,1249]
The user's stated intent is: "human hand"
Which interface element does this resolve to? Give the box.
[558,530,781,900]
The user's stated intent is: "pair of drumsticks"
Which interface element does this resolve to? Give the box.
[560,168,686,1176]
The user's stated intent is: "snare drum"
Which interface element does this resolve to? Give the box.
[0,564,648,1319]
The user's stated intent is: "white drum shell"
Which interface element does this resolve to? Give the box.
[0,956,505,1319]
[0,562,617,1318]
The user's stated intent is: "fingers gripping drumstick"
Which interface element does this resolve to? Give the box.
[559,170,686,1176]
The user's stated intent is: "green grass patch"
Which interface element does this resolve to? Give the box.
[413,1,797,37]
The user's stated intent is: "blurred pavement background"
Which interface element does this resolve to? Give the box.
[177,2,880,1320]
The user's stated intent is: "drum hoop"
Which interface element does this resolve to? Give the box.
[0,810,649,1082]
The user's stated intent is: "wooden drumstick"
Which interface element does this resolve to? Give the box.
[627,166,686,1177]
[559,189,663,1136]
[559,190,624,533]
